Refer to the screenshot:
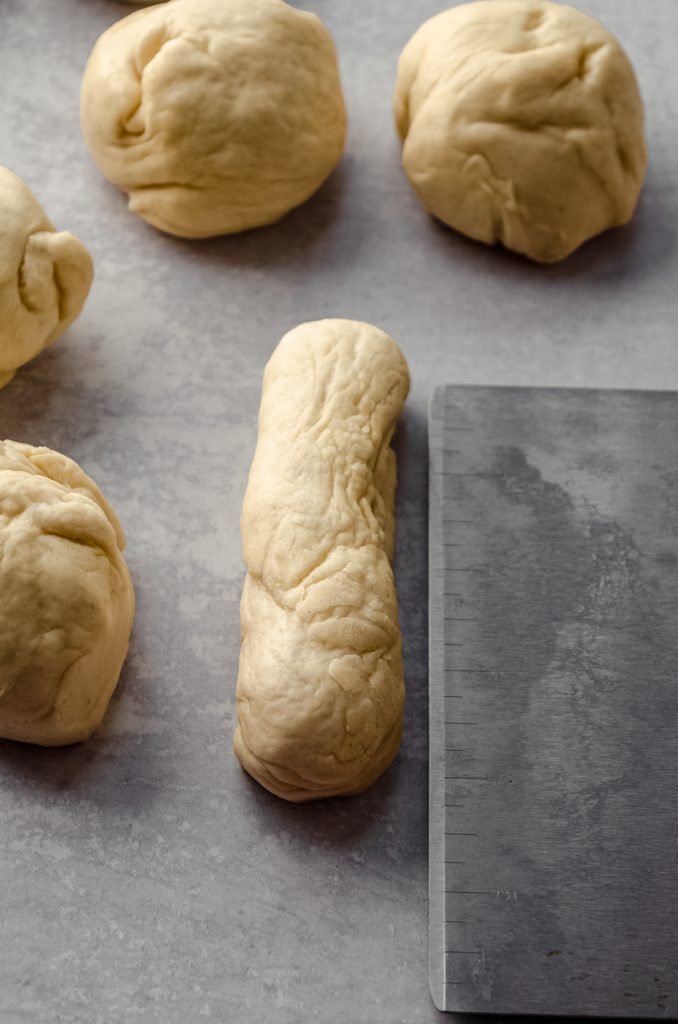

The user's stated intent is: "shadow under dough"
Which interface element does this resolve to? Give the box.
[232,406,431,852]
[150,161,351,271]
[0,647,167,814]
[424,168,674,289]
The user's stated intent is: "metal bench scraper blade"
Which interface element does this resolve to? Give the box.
[428,385,678,1019]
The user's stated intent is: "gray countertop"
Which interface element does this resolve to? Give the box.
[0,1,676,1022]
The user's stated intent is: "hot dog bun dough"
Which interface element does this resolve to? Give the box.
[394,1,647,263]
[0,167,93,389]
[234,320,410,802]
[0,442,135,746]
[80,0,347,238]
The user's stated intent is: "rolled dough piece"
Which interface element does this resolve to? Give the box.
[234,320,410,801]
[0,442,135,746]
[394,0,648,262]
[0,166,93,388]
[80,0,346,238]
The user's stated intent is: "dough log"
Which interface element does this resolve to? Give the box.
[234,320,410,801]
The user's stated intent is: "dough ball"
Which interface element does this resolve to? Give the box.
[394,1,647,262]
[0,442,135,746]
[80,0,347,238]
[0,167,93,389]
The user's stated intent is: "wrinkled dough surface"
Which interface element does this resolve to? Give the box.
[0,167,93,387]
[234,320,410,801]
[0,441,135,746]
[394,0,647,262]
[80,0,346,238]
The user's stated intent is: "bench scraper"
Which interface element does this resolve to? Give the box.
[428,385,678,1018]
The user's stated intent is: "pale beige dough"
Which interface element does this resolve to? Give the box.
[0,167,93,389]
[394,0,648,263]
[234,320,410,802]
[80,0,346,238]
[0,442,135,746]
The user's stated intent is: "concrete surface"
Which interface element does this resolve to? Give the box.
[0,1,676,1022]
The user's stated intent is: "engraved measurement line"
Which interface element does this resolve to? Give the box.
[444,475,501,483]
[444,642,464,647]
[442,519,474,523]
[445,669,491,673]
[445,566,488,571]
[444,722,479,726]
[445,776,490,781]
[444,832,479,837]
[445,949,482,955]
[444,617,479,622]
[444,860,465,865]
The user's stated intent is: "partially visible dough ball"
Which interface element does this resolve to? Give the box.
[394,1,647,262]
[0,442,135,746]
[0,167,93,388]
[80,0,347,238]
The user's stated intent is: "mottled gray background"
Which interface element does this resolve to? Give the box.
[0,1,676,1023]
